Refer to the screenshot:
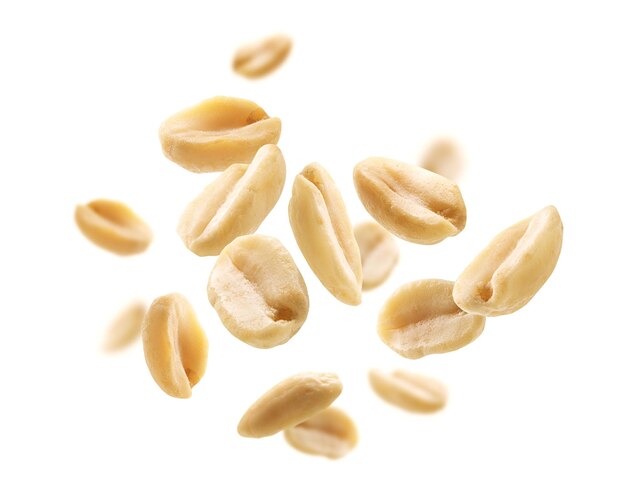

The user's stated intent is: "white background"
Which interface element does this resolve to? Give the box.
[1,1,625,496]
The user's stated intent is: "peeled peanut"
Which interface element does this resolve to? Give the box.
[207,235,309,349]
[142,293,208,399]
[420,138,463,181]
[159,96,281,173]
[378,279,485,359]
[178,144,286,256]
[284,407,358,459]
[233,34,292,78]
[369,369,447,413]
[238,372,343,438]
[102,301,146,352]
[353,157,466,244]
[74,199,152,255]
[453,205,563,316]
[288,163,362,305]
[354,221,399,290]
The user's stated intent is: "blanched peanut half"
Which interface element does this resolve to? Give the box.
[238,372,343,438]
[288,163,362,305]
[369,369,447,413]
[420,138,463,181]
[159,96,281,173]
[284,407,358,459]
[453,205,563,316]
[378,279,485,359]
[207,235,309,348]
[353,157,466,244]
[178,145,286,256]
[102,301,146,352]
[75,199,152,255]
[233,34,292,79]
[142,293,208,399]
[354,221,399,290]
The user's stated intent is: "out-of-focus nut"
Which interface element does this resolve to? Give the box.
[378,279,485,359]
[284,407,358,459]
[178,144,286,256]
[233,34,292,78]
[102,301,146,352]
[354,221,399,290]
[420,138,463,181]
[369,369,447,413]
[74,199,152,255]
[159,96,281,173]
[353,157,466,244]
[207,235,309,348]
[238,372,343,438]
[142,293,208,399]
[288,163,362,305]
[453,205,563,316]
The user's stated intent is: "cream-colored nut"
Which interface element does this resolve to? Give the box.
[233,34,292,78]
[141,293,208,399]
[378,279,485,359]
[288,163,362,305]
[354,221,399,290]
[369,369,447,413]
[102,301,146,352]
[353,157,466,244]
[74,199,153,255]
[420,138,463,181]
[207,235,309,348]
[238,372,343,438]
[284,407,358,459]
[178,145,286,256]
[453,205,563,316]
[159,96,281,173]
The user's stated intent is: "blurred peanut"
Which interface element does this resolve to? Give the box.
[74,199,152,255]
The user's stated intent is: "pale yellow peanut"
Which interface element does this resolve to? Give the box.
[159,96,281,173]
[420,138,463,181]
[284,407,358,459]
[238,372,342,438]
[378,279,485,359]
[353,157,466,244]
[453,205,563,316]
[74,199,152,255]
[178,144,286,256]
[207,235,309,349]
[354,221,399,290]
[233,34,292,78]
[142,293,208,399]
[102,301,146,352]
[288,163,362,305]
[369,369,447,413]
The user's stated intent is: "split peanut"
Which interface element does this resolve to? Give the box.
[207,235,309,349]
[102,301,146,352]
[159,96,281,173]
[369,369,447,413]
[289,163,362,305]
[178,144,286,256]
[238,372,343,438]
[453,205,563,316]
[420,138,463,181]
[233,34,292,78]
[353,157,466,244]
[284,406,358,459]
[378,279,486,359]
[142,293,208,399]
[354,221,399,290]
[74,199,152,255]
